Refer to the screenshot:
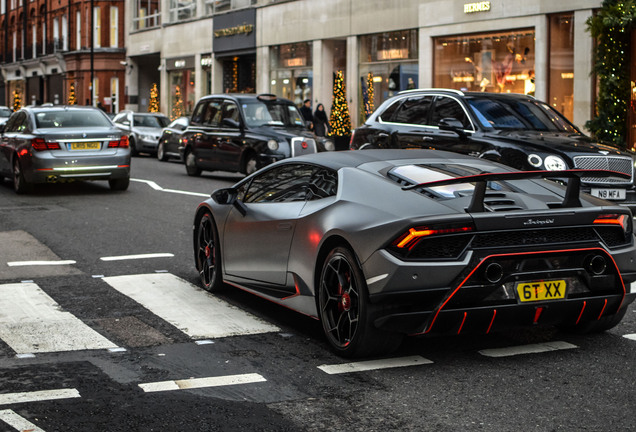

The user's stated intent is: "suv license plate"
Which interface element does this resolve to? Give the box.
[516,280,566,302]
[591,188,626,200]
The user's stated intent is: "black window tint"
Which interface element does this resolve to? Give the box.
[378,100,401,122]
[244,164,323,203]
[192,100,222,126]
[221,101,239,125]
[4,113,20,132]
[430,96,470,129]
[390,96,433,125]
[7,113,27,132]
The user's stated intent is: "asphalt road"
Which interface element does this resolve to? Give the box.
[0,155,635,431]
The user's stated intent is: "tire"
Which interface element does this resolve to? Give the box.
[109,177,130,191]
[13,158,32,194]
[157,141,168,161]
[242,153,258,175]
[185,150,201,176]
[195,211,223,292]
[560,306,628,334]
[129,137,138,156]
[318,246,402,358]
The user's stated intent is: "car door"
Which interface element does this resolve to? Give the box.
[215,100,243,170]
[386,95,437,149]
[0,113,19,176]
[2,112,28,171]
[192,98,223,169]
[424,95,484,155]
[222,164,316,286]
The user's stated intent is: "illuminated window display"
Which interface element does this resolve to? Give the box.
[270,43,313,107]
[548,13,574,120]
[434,29,535,95]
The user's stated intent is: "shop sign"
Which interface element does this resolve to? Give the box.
[377,49,409,61]
[214,23,254,38]
[213,8,256,53]
[464,1,491,13]
[285,58,306,67]
[201,57,213,67]
[174,60,186,68]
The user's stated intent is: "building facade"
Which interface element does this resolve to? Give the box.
[125,0,601,132]
[0,0,127,113]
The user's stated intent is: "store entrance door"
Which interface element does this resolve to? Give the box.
[222,54,255,93]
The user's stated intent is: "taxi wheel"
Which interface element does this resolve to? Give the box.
[243,154,258,175]
[185,151,201,176]
[13,158,32,194]
[195,211,223,292]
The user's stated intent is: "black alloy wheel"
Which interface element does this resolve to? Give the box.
[243,154,258,175]
[129,137,138,156]
[13,158,31,194]
[185,150,201,176]
[318,246,401,357]
[195,212,222,292]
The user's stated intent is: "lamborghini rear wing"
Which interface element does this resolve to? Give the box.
[402,169,631,212]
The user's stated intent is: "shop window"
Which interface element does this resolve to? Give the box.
[270,43,313,106]
[434,29,535,95]
[134,0,161,30]
[170,0,196,22]
[548,13,574,121]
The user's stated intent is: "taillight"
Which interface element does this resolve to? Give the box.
[594,214,632,234]
[392,224,475,250]
[108,136,129,148]
[31,138,60,151]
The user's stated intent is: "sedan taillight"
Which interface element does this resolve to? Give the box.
[31,138,61,151]
[108,136,129,148]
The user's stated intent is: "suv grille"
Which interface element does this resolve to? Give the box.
[573,156,633,184]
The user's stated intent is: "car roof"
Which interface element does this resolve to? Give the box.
[22,105,102,113]
[198,93,295,105]
[396,88,534,101]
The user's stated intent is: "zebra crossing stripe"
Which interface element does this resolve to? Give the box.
[139,373,267,393]
[0,389,81,406]
[478,341,578,358]
[318,356,433,375]
[102,273,279,339]
[0,409,46,431]
[623,334,636,341]
[0,283,118,354]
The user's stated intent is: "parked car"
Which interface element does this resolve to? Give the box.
[181,93,333,176]
[157,116,189,162]
[0,105,130,193]
[0,106,11,127]
[350,89,636,210]
[112,111,170,156]
[193,149,636,357]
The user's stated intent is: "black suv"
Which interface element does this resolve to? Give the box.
[351,89,636,208]
[181,94,332,176]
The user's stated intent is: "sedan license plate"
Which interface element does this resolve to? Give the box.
[591,188,626,200]
[69,142,101,151]
[516,280,566,302]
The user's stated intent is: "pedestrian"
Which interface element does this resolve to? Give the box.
[299,99,313,129]
[313,103,330,137]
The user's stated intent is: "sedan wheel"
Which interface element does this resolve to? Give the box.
[185,151,201,176]
[157,141,167,161]
[318,246,402,357]
[13,158,31,194]
[129,138,139,157]
[195,212,223,292]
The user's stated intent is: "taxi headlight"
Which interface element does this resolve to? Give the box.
[267,139,279,151]
[544,155,567,171]
[323,139,335,152]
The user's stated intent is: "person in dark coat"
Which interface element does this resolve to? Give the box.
[299,99,313,129]
[313,103,330,137]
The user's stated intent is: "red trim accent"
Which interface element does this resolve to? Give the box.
[576,301,587,325]
[597,299,608,320]
[486,309,497,334]
[457,312,468,334]
[282,275,301,300]
[533,307,543,324]
[425,247,626,334]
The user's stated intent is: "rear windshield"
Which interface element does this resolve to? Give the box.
[466,97,577,133]
[242,101,305,128]
[35,110,113,128]
[0,107,11,117]
[133,115,169,128]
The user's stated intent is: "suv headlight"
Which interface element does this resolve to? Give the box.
[544,155,567,171]
[267,139,279,151]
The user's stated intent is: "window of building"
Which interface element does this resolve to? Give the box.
[53,18,59,51]
[548,13,574,121]
[110,77,119,114]
[92,77,99,106]
[110,6,118,47]
[433,29,535,95]
[62,15,67,51]
[205,0,256,15]
[134,0,161,30]
[170,0,196,22]
[76,11,81,50]
[93,7,101,47]
[42,20,46,54]
[31,24,36,58]
[270,43,313,106]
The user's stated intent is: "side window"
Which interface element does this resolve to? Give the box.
[220,101,239,126]
[430,96,471,129]
[244,164,318,204]
[378,100,401,122]
[390,96,434,125]
[4,113,19,132]
[8,113,28,133]
[192,100,222,127]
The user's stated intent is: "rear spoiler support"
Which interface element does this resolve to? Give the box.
[403,169,630,213]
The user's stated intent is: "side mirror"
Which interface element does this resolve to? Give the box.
[438,118,467,138]
[211,187,247,216]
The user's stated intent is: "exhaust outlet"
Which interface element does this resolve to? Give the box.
[484,262,504,284]
[587,255,607,275]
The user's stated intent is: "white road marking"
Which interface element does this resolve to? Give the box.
[478,341,578,358]
[131,178,209,197]
[100,253,174,261]
[0,389,81,406]
[318,356,433,375]
[7,260,76,267]
[623,334,636,341]
[0,409,46,431]
[0,283,118,354]
[139,373,267,393]
[102,273,279,339]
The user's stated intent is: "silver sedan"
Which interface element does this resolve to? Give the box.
[0,105,130,193]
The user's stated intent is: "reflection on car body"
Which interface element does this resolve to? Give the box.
[113,111,170,156]
[193,149,636,358]
[351,89,636,210]
[0,105,130,193]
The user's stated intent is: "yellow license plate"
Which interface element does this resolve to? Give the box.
[516,280,566,302]
[70,142,101,150]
